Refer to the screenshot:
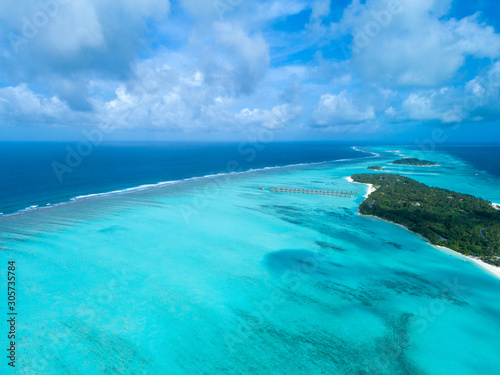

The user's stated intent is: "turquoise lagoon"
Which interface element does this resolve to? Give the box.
[2,146,500,374]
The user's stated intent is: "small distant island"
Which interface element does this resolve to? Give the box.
[351,173,500,266]
[392,158,437,166]
[367,166,383,171]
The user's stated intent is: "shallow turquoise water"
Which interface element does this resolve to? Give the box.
[2,146,500,374]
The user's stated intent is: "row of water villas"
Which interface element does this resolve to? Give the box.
[267,187,358,198]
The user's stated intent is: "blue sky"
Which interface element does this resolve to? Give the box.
[0,0,499,142]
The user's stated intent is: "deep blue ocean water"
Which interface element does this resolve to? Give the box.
[437,145,500,178]
[0,142,363,216]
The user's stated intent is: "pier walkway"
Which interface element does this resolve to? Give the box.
[268,187,358,198]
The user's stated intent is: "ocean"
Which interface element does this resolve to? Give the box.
[1,143,499,374]
[0,142,363,217]
[437,145,500,178]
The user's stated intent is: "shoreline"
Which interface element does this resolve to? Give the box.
[347,179,500,281]
[361,212,500,280]
[345,176,377,198]
[492,203,500,210]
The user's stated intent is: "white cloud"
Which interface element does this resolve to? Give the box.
[312,91,376,126]
[212,22,270,93]
[311,0,331,20]
[387,92,464,123]
[1,0,500,137]
[43,1,106,55]
[179,0,307,26]
[386,62,500,124]
[333,0,500,87]
[0,84,71,124]
[236,104,302,129]
[251,0,310,24]
[0,0,171,110]
[450,13,500,58]
[76,54,299,132]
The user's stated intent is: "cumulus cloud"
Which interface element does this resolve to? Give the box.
[236,104,302,129]
[41,1,106,55]
[211,22,270,94]
[1,0,500,138]
[2,0,170,68]
[0,84,72,124]
[69,54,297,132]
[333,0,500,87]
[0,0,170,110]
[465,62,500,114]
[312,91,376,126]
[386,91,464,123]
[386,62,500,124]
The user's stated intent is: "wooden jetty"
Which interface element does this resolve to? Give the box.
[268,187,357,198]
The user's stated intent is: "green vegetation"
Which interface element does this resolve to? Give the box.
[351,173,500,266]
[367,166,384,170]
[392,158,437,166]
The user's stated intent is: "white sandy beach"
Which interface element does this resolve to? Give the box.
[348,178,500,281]
[345,176,377,198]
[492,202,500,210]
[468,257,500,279]
[433,244,500,280]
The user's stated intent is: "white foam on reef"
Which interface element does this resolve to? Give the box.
[1,147,378,219]
[351,146,380,158]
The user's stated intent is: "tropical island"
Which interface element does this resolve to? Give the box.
[367,166,384,170]
[351,173,500,266]
[392,158,437,166]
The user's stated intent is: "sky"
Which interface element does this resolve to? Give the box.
[0,0,500,143]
